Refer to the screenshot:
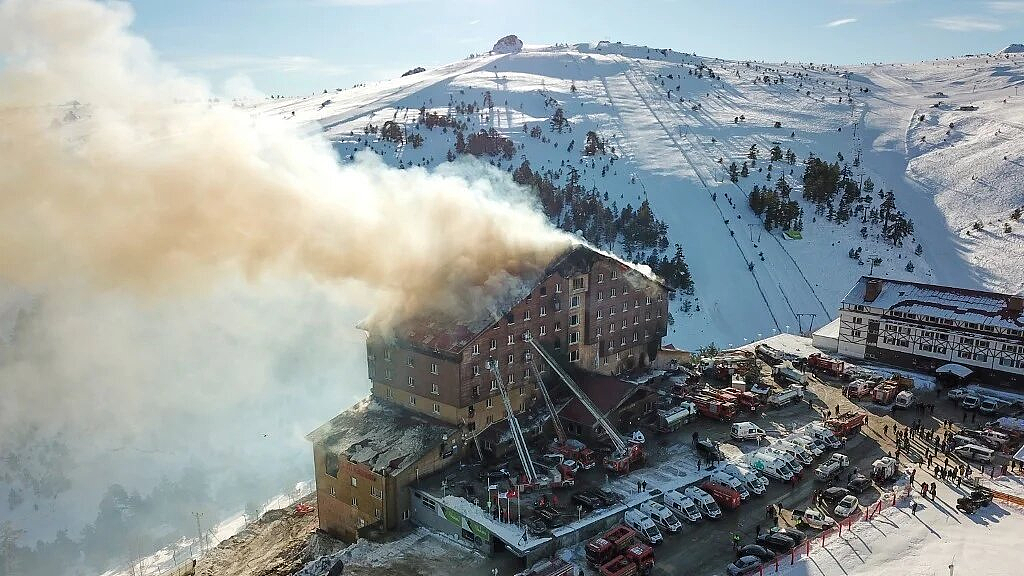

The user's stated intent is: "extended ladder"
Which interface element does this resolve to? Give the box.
[526,351,567,444]
[488,360,538,483]
[526,338,627,454]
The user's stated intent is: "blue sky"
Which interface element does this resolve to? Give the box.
[128,0,1024,95]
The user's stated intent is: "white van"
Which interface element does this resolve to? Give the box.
[683,486,722,519]
[624,509,663,544]
[748,451,794,481]
[979,429,1009,447]
[719,463,768,494]
[759,447,802,476]
[768,442,813,467]
[639,500,682,533]
[663,489,702,522]
[953,444,994,463]
[731,422,766,442]
[787,435,824,457]
[805,424,843,449]
[710,471,751,500]
[894,391,915,410]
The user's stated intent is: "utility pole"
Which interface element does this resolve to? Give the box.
[193,511,204,556]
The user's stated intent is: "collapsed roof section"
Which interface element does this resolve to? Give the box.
[307,396,457,475]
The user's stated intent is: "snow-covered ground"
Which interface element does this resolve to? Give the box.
[774,483,1024,576]
[252,43,1024,352]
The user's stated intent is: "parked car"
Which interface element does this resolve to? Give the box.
[756,532,796,553]
[727,555,764,576]
[834,495,859,518]
[792,508,836,529]
[572,491,603,510]
[737,544,776,562]
[961,395,981,410]
[820,487,852,507]
[947,387,969,401]
[847,474,872,494]
[978,398,1001,415]
[696,438,726,461]
[768,527,806,544]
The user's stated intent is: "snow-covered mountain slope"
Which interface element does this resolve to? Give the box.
[251,42,1024,349]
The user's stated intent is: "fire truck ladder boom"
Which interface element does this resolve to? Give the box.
[526,351,567,444]
[487,360,538,483]
[526,338,627,454]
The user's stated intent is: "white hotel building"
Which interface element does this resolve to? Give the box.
[837,276,1024,383]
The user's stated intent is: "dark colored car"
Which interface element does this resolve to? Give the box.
[572,491,602,510]
[820,487,852,507]
[769,526,806,545]
[756,532,796,553]
[593,488,624,505]
[847,474,873,494]
[524,518,550,536]
[737,544,776,562]
[727,555,763,576]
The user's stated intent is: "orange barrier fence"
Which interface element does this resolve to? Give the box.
[992,490,1024,507]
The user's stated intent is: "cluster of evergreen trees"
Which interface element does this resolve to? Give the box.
[454,128,517,159]
[748,182,803,232]
[512,159,692,291]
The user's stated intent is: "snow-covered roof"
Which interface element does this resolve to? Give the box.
[390,242,668,354]
[307,397,456,475]
[935,363,973,378]
[842,276,1024,331]
[812,317,841,340]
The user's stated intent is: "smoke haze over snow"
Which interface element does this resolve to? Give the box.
[0,0,569,567]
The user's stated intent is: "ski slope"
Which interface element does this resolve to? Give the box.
[252,42,1024,350]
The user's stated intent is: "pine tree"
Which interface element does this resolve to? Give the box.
[729,162,739,182]
[741,162,749,177]
[748,144,759,160]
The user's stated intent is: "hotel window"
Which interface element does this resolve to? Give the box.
[385,387,393,399]
[486,397,493,408]
[634,315,639,325]
[611,270,617,279]
[540,325,547,336]
[383,348,391,361]
[472,344,480,356]
[609,306,615,316]
[555,283,562,293]
[540,305,547,317]
[524,309,531,321]
[622,302,628,312]
[569,332,579,345]
[508,353,514,365]
[569,350,580,362]
[621,319,627,329]
[646,296,652,306]
[384,367,392,380]
[508,372,515,384]
[351,477,358,487]
[633,331,638,342]
[571,295,580,308]
[408,376,415,387]
[645,311,651,321]
[570,314,580,327]
[620,337,626,347]
[555,322,562,332]
[851,329,862,338]
[402,510,411,521]
[634,299,640,308]
[598,273,605,283]
[489,338,496,350]
[507,334,515,345]
[596,326,602,337]
[597,309,604,320]
[598,291,605,301]
[375,508,381,519]
[611,288,617,298]
[409,396,416,406]
[431,383,439,395]
[351,497,358,508]
[329,486,335,497]
[522,330,530,341]
[407,356,414,367]
[433,403,440,414]
[473,365,480,377]
[573,277,584,290]
[610,323,615,333]
[622,284,629,294]
[506,312,515,324]
[430,362,438,375]
[490,379,498,391]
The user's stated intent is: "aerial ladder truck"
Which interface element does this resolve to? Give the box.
[526,338,644,473]
[487,360,539,487]
[526,350,596,470]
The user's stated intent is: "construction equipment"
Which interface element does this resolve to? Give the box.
[488,360,538,485]
[527,350,596,469]
[527,338,643,473]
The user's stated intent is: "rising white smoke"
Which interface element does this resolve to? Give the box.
[0,0,570,567]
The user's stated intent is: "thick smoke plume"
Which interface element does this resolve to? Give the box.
[0,0,570,325]
[0,0,570,569]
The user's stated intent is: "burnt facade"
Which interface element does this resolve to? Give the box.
[367,244,671,430]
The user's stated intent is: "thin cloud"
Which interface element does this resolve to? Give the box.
[988,1,1024,12]
[824,18,858,27]
[177,54,350,76]
[930,15,1004,31]
[319,0,427,5]
[468,19,480,25]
